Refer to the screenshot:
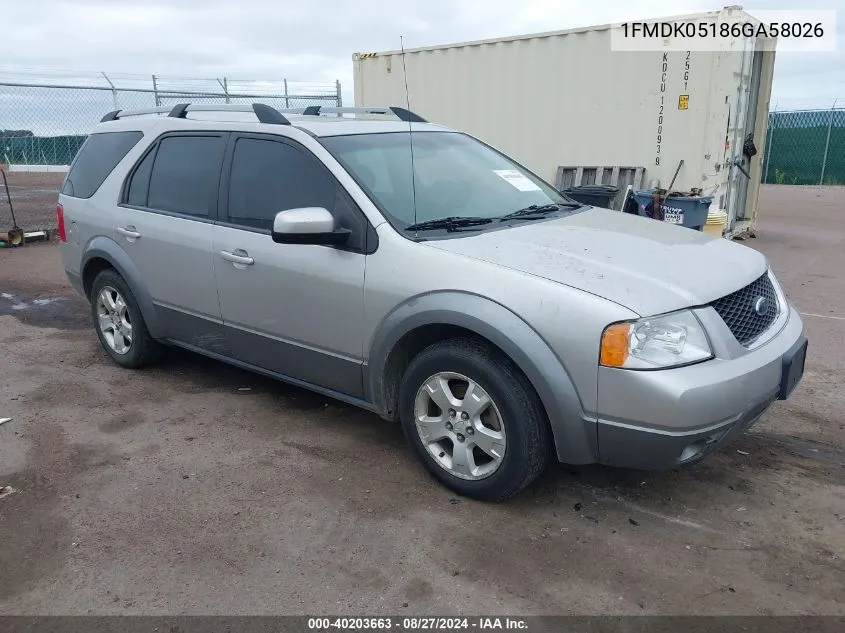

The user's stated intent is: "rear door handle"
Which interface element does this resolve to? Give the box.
[117,226,141,240]
[219,249,254,266]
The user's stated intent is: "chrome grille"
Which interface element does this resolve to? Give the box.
[710,274,779,346]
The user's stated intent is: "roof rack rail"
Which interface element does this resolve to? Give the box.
[100,103,291,125]
[168,103,189,118]
[291,106,427,123]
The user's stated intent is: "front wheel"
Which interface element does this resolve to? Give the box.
[399,338,551,501]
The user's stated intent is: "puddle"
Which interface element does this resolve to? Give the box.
[763,433,845,466]
[0,291,89,329]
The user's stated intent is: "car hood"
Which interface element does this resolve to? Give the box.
[424,207,768,316]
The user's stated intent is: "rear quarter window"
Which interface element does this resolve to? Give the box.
[61,131,143,199]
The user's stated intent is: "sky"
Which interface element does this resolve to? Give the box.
[1,0,843,134]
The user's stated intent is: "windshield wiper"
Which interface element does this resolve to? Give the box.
[405,216,494,232]
[498,202,582,221]
[499,202,583,220]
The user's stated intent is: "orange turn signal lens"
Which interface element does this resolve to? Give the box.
[600,323,631,367]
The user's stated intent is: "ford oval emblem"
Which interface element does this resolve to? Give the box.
[754,296,769,316]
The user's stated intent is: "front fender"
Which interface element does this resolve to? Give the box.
[81,236,164,339]
[366,292,599,465]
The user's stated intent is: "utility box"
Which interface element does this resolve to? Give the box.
[353,6,776,236]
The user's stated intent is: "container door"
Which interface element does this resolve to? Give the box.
[725,40,763,224]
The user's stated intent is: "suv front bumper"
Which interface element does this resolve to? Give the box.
[595,304,807,469]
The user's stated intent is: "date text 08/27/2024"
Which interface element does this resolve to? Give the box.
[307,617,528,630]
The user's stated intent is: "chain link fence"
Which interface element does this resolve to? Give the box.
[0,72,341,234]
[0,74,341,166]
[762,104,845,185]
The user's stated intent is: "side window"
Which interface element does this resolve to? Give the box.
[125,147,155,207]
[147,135,226,218]
[227,138,335,231]
[61,131,143,199]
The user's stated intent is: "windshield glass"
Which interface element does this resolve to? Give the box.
[320,131,572,231]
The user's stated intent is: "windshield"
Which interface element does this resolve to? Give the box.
[320,131,573,232]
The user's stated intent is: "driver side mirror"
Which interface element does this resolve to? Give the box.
[271,207,350,245]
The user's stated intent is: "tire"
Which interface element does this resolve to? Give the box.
[90,269,161,369]
[399,337,551,501]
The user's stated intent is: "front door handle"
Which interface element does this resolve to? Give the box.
[117,226,141,240]
[219,249,254,266]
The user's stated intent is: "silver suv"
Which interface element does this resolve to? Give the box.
[58,103,807,500]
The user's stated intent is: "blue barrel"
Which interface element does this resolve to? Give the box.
[630,189,713,231]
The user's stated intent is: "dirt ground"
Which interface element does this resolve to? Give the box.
[0,170,65,234]
[0,185,842,616]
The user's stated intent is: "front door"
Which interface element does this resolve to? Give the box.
[212,133,369,398]
[116,132,229,353]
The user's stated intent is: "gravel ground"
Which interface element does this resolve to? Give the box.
[0,185,843,615]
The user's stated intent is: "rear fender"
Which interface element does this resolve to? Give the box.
[81,236,164,339]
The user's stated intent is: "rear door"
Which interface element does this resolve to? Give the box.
[116,132,229,353]
[58,130,145,284]
[212,133,369,397]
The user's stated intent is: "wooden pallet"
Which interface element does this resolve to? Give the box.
[554,166,646,210]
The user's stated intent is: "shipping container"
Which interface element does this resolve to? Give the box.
[353,7,776,236]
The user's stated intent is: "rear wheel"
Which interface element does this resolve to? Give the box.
[90,269,160,368]
[399,338,551,501]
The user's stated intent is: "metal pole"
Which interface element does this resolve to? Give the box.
[763,111,775,184]
[284,79,289,108]
[101,71,118,108]
[152,75,160,107]
[218,77,230,103]
[336,80,342,117]
[819,98,837,185]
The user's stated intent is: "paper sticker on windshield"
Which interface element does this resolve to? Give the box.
[494,169,541,192]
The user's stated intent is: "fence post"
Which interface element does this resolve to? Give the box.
[284,79,289,108]
[819,98,837,185]
[218,77,230,103]
[764,110,775,184]
[101,71,118,109]
[336,79,342,107]
[152,75,160,107]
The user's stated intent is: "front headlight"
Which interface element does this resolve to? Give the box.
[600,310,713,369]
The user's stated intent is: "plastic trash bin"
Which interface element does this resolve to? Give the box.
[630,189,713,231]
[563,184,619,208]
